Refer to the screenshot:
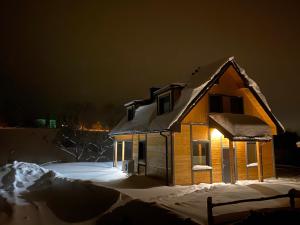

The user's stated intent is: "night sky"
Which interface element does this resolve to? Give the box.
[0,1,299,131]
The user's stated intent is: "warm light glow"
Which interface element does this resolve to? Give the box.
[211,129,222,138]
[79,121,110,132]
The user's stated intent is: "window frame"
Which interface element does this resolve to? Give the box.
[246,142,258,166]
[127,106,135,121]
[157,91,172,115]
[209,94,244,114]
[230,96,244,114]
[191,140,211,167]
[138,140,146,164]
[209,94,223,113]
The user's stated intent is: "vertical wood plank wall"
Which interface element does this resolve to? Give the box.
[194,170,211,183]
[146,133,166,179]
[235,142,247,180]
[173,124,192,184]
[210,128,223,183]
[132,134,139,173]
[262,141,275,178]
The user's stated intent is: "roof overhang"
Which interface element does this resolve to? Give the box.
[209,113,272,142]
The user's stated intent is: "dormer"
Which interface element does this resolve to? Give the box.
[124,100,146,121]
[154,83,185,115]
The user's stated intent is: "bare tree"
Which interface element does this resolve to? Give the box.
[55,128,113,162]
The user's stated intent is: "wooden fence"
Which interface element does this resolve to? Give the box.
[207,188,300,225]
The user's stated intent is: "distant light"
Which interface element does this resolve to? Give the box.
[297,142,300,148]
[211,128,222,138]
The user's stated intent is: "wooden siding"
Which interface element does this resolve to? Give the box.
[193,170,211,184]
[192,125,209,140]
[247,166,258,180]
[146,133,166,178]
[173,124,192,185]
[262,141,275,178]
[132,134,139,172]
[208,65,277,135]
[182,94,208,124]
[210,128,223,183]
[114,134,133,141]
[235,142,247,180]
[240,88,277,135]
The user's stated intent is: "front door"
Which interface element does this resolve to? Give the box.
[222,148,231,183]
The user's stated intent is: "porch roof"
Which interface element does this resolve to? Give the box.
[209,113,272,142]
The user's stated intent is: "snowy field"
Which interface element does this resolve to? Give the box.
[1,161,300,225]
[44,161,127,182]
[45,162,300,225]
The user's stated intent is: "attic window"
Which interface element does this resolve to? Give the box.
[209,95,244,114]
[127,106,135,121]
[158,93,172,115]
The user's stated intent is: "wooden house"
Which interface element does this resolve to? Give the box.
[110,57,284,185]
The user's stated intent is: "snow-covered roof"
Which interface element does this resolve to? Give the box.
[209,113,272,141]
[110,57,284,136]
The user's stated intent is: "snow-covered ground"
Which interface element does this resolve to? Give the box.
[1,161,300,225]
[44,162,300,225]
[0,162,127,225]
[44,161,126,182]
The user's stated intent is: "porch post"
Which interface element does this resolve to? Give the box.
[114,141,118,167]
[256,142,263,182]
[229,140,236,184]
[121,141,125,170]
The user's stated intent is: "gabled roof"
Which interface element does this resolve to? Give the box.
[110,57,284,136]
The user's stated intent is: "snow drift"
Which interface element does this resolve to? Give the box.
[0,161,54,192]
[0,161,123,225]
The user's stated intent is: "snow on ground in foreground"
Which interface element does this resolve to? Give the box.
[118,178,300,225]
[44,162,300,225]
[0,161,125,225]
[2,161,300,225]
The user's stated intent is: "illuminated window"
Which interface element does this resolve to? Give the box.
[192,141,210,166]
[247,142,257,164]
[49,119,56,129]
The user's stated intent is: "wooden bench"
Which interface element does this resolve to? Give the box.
[207,188,300,225]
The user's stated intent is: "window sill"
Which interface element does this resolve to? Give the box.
[192,165,212,171]
[138,160,146,165]
[247,162,258,168]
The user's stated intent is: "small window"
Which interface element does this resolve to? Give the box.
[247,142,257,165]
[138,141,146,163]
[158,93,171,115]
[231,97,244,114]
[192,141,210,166]
[127,106,135,121]
[209,95,223,113]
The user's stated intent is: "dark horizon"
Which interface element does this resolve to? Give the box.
[0,1,300,132]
